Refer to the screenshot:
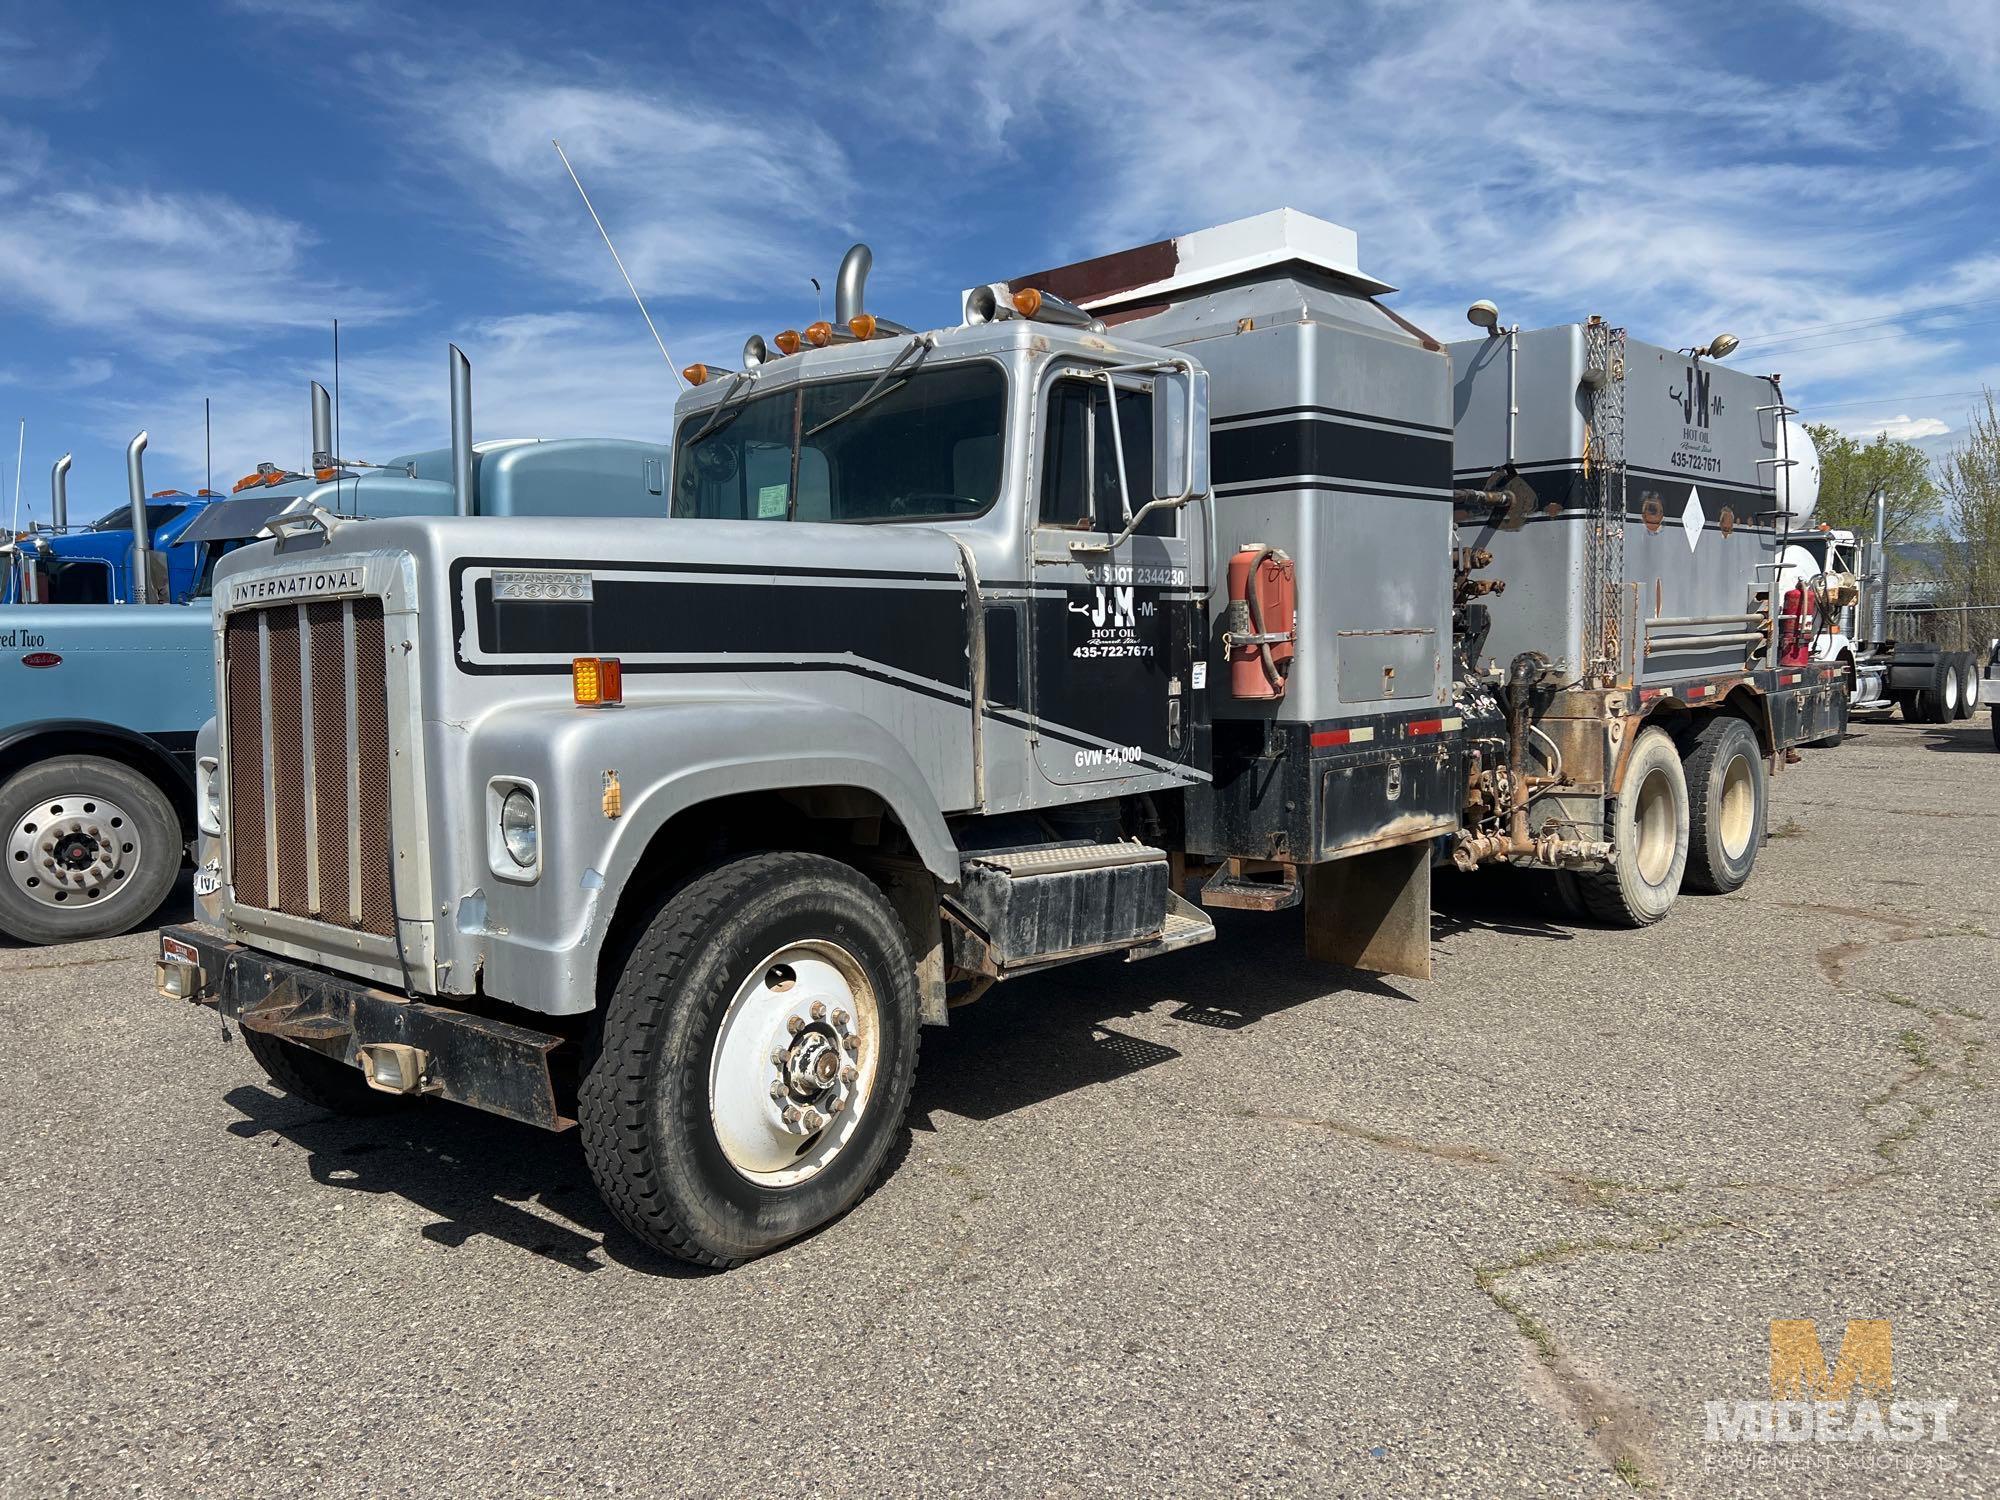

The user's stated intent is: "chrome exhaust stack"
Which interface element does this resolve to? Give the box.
[449,344,473,516]
[310,381,334,471]
[125,431,154,605]
[50,452,71,531]
[832,242,914,339]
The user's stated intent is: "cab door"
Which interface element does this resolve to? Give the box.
[1027,370,1200,787]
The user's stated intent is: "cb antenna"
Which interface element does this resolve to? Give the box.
[551,138,686,392]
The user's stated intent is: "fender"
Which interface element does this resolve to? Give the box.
[0,717,198,791]
[452,694,963,1016]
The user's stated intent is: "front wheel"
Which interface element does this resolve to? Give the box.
[1683,715,1766,894]
[579,852,920,1267]
[0,756,181,945]
[1576,726,1689,926]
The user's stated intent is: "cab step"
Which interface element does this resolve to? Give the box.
[1199,857,1302,911]
[946,840,1208,976]
[1123,890,1217,963]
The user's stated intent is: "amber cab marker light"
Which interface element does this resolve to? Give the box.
[848,312,878,341]
[774,329,802,356]
[572,656,623,707]
[1012,288,1044,319]
[805,320,835,348]
[683,363,712,387]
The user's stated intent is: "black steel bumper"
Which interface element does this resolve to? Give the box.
[156,924,572,1130]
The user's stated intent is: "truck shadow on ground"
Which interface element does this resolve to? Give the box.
[220,1083,709,1279]
[1915,724,1996,753]
[212,881,1580,1276]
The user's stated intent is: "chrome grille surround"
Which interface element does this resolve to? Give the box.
[213,549,435,991]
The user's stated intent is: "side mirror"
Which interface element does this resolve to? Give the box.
[1150,366,1210,502]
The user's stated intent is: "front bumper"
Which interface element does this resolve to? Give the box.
[156,924,572,1130]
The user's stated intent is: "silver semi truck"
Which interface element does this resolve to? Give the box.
[156,212,1844,1265]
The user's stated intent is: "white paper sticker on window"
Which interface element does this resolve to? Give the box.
[757,483,788,519]
[1191,660,1208,690]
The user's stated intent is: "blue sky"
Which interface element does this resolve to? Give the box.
[1,0,1995,520]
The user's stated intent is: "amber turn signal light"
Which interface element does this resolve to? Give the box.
[848,313,877,340]
[774,329,802,356]
[1012,288,1044,319]
[805,321,835,348]
[683,363,713,386]
[572,656,623,707]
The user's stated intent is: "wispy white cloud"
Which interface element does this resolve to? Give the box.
[1836,414,1952,442]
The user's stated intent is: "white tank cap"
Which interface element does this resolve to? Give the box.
[1770,417,1820,525]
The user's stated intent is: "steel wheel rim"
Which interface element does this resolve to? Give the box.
[1718,753,1755,860]
[709,939,879,1187]
[1633,767,1677,887]
[1942,670,1959,715]
[6,794,141,908]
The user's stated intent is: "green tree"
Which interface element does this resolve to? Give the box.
[1802,421,1939,543]
[1936,390,2000,656]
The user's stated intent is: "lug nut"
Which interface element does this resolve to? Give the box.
[840,1064,858,1084]
[782,1105,802,1127]
[810,1000,827,1020]
[827,1096,845,1115]
[831,1008,849,1030]
[770,1048,788,1067]
[801,1110,824,1133]
[786,1015,805,1035]
[843,1034,861,1053]
[769,1081,786,1099]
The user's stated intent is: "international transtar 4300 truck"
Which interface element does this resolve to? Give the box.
[157,212,1844,1265]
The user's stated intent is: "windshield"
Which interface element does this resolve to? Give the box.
[88,502,187,534]
[672,361,1005,524]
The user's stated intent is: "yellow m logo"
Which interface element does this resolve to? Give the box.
[1769,1319,1893,1400]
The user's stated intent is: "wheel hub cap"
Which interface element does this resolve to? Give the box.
[7,795,140,908]
[711,941,878,1187]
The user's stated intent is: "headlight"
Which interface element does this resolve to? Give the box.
[197,757,221,836]
[499,788,538,868]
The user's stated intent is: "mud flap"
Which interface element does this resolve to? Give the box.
[1302,839,1433,980]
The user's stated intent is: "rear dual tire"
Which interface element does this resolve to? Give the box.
[1682,716,1766,894]
[1576,727,1690,926]
[1953,654,1979,720]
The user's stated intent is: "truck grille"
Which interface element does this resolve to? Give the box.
[223,598,395,935]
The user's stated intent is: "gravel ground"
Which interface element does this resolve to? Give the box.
[0,713,1992,1499]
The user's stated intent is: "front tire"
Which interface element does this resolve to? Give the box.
[1953,654,1978,719]
[1683,715,1766,894]
[579,852,920,1267]
[0,756,181,945]
[1577,726,1689,926]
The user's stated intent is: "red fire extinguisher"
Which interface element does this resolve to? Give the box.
[1779,581,1811,666]
[1226,544,1296,698]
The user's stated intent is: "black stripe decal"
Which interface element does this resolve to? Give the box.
[471,576,969,690]
[1214,479,1455,504]
[1212,414,1452,494]
[1216,402,1451,438]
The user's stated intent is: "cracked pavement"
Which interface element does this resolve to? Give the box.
[1,713,1993,1497]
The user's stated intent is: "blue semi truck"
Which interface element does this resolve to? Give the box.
[0,352,673,945]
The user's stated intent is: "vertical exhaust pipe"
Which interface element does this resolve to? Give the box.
[311,381,334,470]
[126,432,154,605]
[50,453,71,531]
[449,344,473,516]
[1869,486,1888,643]
[834,244,872,327]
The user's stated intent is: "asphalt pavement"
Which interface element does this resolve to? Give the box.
[1,713,1993,1498]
